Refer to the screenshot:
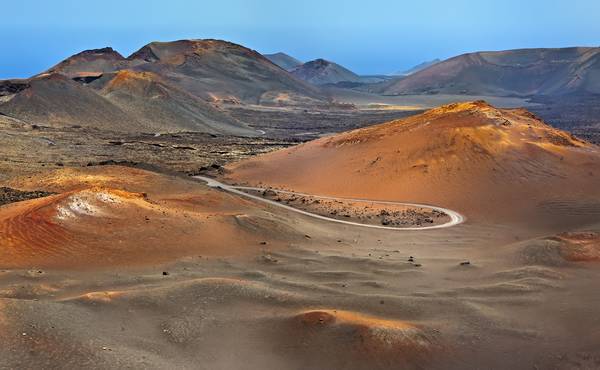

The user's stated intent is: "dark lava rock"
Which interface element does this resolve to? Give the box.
[0,187,54,207]
[262,189,277,197]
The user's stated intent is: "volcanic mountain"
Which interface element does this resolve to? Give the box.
[225,101,600,225]
[290,59,362,85]
[394,59,441,76]
[0,72,253,134]
[381,47,600,96]
[0,39,327,134]
[43,47,129,77]
[125,40,324,105]
[264,52,303,71]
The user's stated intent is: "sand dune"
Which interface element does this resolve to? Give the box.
[518,231,600,265]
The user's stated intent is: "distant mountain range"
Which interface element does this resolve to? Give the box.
[2,41,600,136]
[0,40,327,134]
[381,47,600,96]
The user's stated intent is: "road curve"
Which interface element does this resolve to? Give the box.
[194,176,465,231]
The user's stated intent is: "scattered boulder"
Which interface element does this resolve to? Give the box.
[258,254,278,264]
[262,189,277,197]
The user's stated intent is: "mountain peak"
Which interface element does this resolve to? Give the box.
[305,59,332,68]
[264,52,303,70]
[127,39,265,66]
[291,58,360,85]
[269,52,291,58]
[426,100,494,115]
[44,47,125,77]
[76,47,123,57]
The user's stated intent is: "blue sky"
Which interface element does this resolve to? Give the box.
[1,0,599,79]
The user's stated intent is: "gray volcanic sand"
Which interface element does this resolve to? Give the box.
[1,195,599,369]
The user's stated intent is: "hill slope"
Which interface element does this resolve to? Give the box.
[0,72,254,134]
[0,74,138,131]
[93,70,254,134]
[382,47,600,96]
[264,52,303,71]
[226,101,600,225]
[290,59,362,85]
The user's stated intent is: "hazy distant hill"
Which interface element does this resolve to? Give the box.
[381,47,600,96]
[393,59,441,76]
[0,39,329,134]
[264,52,303,71]
[290,59,362,85]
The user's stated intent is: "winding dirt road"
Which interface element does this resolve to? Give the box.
[194,176,465,230]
